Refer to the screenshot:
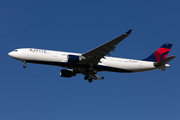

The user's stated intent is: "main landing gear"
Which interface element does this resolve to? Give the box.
[23,61,26,68]
[84,75,93,83]
[84,63,95,83]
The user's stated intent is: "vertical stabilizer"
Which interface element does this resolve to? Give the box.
[144,43,173,62]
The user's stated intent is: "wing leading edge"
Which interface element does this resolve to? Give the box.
[82,29,132,66]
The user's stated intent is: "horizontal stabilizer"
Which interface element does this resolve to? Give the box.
[158,67,166,71]
[154,56,176,67]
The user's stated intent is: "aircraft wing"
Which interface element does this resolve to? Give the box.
[82,29,132,66]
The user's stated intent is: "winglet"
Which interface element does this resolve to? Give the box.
[125,29,132,35]
[101,77,104,80]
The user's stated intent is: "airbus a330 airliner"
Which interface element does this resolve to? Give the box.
[8,29,176,83]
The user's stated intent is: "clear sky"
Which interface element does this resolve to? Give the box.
[1,0,179,120]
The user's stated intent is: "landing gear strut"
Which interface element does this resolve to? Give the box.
[23,61,26,68]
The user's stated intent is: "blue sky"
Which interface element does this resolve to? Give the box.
[1,0,179,120]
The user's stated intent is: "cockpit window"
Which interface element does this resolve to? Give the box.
[13,50,18,52]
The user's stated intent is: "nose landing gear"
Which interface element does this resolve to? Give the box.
[23,61,26,68]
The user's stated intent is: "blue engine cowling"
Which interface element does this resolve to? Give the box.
[67,55,80,63]
[60,69,74,78]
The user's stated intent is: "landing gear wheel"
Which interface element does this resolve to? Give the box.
[84,76,88,80]
[23,61,26,68]
[88,78,93,83]
[23,64,26,68]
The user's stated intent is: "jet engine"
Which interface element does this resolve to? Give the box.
[60,69,76,78]
[67,55,85,63]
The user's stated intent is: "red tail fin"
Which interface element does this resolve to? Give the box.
[144,43,173,62]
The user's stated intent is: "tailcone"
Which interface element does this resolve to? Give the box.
[165,64,170,67]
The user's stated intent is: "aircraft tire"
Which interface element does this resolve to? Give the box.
[84,75,88,80]
[88,78,93,83]
[23,64,26,68]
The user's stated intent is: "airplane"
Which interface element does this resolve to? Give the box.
[8,29,176,83]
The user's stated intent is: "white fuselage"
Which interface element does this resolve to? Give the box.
[8,48,157,73]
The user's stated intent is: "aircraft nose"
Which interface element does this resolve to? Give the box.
[8,51,15,58]
[8,51,13,56]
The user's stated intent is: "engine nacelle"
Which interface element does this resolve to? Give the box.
[60,69,76,78]
[67,55,83,63]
